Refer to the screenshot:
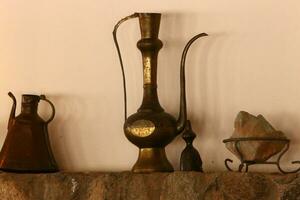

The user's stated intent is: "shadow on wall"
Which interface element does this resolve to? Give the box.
[38,94,87,171]
[270,112,300,167]
[157,12,235,170]
[159,12,200,112]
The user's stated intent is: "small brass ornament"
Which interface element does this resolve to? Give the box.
[127,120,155,137]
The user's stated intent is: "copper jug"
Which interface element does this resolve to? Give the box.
[113,13,207,172]
[0,92,58,172]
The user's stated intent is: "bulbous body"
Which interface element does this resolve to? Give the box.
[124,111,177,172]
[125,111,177,148]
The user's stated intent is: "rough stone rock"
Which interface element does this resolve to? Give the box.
[0,172,299,200]
[225,111,286,162]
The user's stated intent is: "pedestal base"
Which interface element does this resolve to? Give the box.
[132,148,173,173]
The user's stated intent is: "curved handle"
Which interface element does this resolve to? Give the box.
[40,95,55,124]
[113,13,139,121]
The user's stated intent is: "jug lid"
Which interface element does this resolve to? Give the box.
[22,94,40,104]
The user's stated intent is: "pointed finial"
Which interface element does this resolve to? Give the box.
[180,120,203,172]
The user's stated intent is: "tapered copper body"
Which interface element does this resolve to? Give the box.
[0,92,58,172]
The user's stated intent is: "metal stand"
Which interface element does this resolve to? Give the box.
[223,137,300,174]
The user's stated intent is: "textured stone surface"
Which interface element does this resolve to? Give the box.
[0,172,299,199]
[225,111,286,162]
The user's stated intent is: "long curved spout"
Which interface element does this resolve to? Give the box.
[7,92,16,129]
[176,33,208,134]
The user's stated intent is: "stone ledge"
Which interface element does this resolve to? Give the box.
[0,171,299,200]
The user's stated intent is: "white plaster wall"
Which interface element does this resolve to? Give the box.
[0,0,300,172]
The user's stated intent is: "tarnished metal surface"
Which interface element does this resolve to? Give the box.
[0,172,299,200]
[180,121,203,172]
[0,92,58,172]
[113,13,208,172]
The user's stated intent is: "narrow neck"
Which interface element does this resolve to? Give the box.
[21,103,38,115]
[21,95,40,115]
[137,13,163,112]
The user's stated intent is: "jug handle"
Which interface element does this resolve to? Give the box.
[40,95,55,124]
[113,13,139,121]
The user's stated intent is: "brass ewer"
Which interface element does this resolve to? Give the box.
[113,13,207,172]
